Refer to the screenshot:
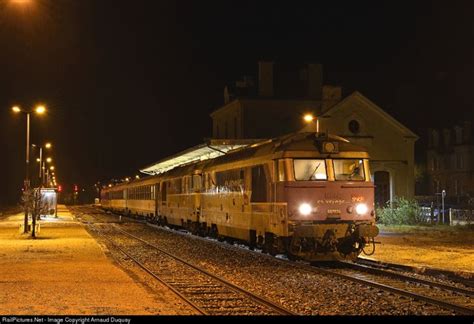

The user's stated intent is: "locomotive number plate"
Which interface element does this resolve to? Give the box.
[351,196,364,202]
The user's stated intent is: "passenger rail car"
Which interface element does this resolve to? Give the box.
[101,132,379,261]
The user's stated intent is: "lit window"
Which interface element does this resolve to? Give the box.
[333,159,365,181]
[294,159,327,181]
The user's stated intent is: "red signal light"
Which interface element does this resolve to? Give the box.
[58,185,62,192]
[74,185,78,192]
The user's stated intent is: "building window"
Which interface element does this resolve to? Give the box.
[348,120,360,134]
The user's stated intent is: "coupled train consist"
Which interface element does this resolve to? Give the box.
[101,132,379,261]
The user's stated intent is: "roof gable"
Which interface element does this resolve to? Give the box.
[323,91,418,139]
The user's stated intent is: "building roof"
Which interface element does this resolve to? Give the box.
[323,91,419,139]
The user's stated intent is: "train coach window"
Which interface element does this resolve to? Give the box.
[333,159,365,181]
[216,169,245,192]
[294,159,327,181]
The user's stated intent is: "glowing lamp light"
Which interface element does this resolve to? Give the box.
[355,203,368,215]
[45,143,52,149]
[299,203,312,216]
[10,0,32,4]
[12,106,21,113]
[303,114,314,123]
[35,105,46,114]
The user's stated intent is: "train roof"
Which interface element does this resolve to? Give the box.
[104,132,370,190]
[139,138,265,176]
[141,132,369,176]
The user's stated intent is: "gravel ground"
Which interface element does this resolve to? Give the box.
[99,220,454,315]
[368,225,473,275]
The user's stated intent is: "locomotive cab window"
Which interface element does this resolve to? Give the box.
[294,159,327,181]
[333,159,365,181]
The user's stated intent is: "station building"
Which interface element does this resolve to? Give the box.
[425,122,474,205]
[210,62,418,206]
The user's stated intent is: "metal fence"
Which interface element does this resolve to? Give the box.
[420,207,474,225]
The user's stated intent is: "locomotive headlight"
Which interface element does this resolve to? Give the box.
[355,203,368,215]
[299,203,312,216]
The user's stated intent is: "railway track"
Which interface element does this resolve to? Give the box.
[74,206,473,315]
[76,212,295,316]
[315,261,474,315]
[146,216,474,315]
[356,258,474,288]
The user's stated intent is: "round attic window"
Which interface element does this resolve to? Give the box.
[348,120,360,134]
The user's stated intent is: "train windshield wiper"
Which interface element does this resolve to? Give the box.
[308,163,321,180]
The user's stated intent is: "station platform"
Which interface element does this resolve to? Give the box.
[0,205,188,315]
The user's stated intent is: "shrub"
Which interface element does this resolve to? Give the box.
[376,197,424,225]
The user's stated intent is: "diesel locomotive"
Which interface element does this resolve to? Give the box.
[101,131,379,261]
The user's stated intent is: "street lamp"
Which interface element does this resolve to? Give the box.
[11,104,47,233]
[32,142,52,187]
[302,113,318,133]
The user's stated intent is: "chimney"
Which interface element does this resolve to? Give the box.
[224,86,231,104]
[429,129,439,148]
[442,128,451,147]
[322,85,342,111]
[258,61,274,97]
[463,121,471,143]
[454,125,463,144]
[307,63,323,99]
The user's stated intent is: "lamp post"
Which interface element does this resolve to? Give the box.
[33,142,51,188]
[302,113,319,133]
[12,104,46,233]
[44,157,53,186]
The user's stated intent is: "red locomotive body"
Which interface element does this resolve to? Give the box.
[101,132,379,261]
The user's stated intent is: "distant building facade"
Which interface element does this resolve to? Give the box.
[426,122,474,204]
[210,62,418,205]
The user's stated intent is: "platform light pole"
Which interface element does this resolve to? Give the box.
[33,142,51,188]
[12,104,46,233]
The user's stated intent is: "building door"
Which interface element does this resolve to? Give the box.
[374,171,390,207]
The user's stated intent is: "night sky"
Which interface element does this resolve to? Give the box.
[0,1,473,205]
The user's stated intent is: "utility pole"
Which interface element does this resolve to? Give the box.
[24,112,30,233]
[442,189,446,224]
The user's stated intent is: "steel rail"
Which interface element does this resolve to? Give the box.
[356,258,474,288]
[112,225,297,316]
[82,206,473,315]
[146,220,473,315]
[339,261,474,297]
[79,217,206,315]
[299,264,474,315]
